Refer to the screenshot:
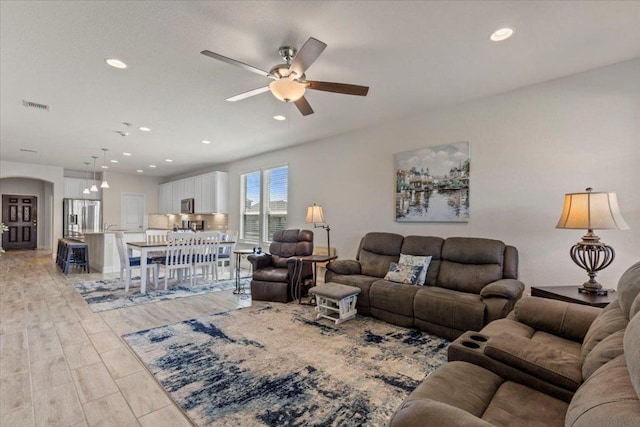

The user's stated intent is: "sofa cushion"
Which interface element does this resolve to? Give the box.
[358,232,403,277]
[625,307,640,400]
[565,355,640,427]
[582,329,625,381]
[617,260,640,318]
[400,236,444,285]
[437,237,506,293]
[369,280,420,319]
[581,301,629,361]
[414,287,486,332]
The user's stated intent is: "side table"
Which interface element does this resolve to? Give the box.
[530,285,617,308]
[291,255,338,303]
[233,249,255,297]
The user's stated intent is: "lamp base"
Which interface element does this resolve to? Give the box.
[578,286,608,296]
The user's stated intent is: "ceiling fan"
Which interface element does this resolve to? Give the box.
[201,37,369,116]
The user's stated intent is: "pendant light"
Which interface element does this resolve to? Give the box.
[82,162,91,194]
[90,156,99,192]
[100,148,110,189]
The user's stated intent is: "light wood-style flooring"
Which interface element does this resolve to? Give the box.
[0,249,251,426]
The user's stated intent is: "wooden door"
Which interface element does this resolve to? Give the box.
[2,195,37,250]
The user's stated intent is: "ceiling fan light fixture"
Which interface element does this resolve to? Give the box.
[269,79,306,102]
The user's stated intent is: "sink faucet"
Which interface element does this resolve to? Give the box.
[104,223,117,232]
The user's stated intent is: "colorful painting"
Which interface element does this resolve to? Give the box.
[396,142,470,222]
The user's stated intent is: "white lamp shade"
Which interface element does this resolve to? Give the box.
[305,204,325,224]
[90,184,98,192]
[100,180,110,189]
[82,187,91,195]
[556,191,629,230]
[269,79,306,102]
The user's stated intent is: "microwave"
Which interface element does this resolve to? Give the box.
[180,198,195,214]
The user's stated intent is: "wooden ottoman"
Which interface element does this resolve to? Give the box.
[309,282,361,325]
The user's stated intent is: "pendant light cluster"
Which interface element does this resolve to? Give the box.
[81,149,110,194]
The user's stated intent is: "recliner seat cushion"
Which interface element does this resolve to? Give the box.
[414,287,485,332]
[369,280,420,318]
[251,267,289,283]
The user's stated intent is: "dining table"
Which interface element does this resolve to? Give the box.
[126,240,236,294]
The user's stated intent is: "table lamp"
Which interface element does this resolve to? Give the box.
[305,203,331,256]
[556,187,629,295]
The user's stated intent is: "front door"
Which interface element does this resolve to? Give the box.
[2,195,37,250]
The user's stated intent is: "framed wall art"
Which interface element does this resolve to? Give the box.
[395,141,470,222]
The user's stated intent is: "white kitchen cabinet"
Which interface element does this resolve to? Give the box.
[157,171,228,214]
[158,183,173,214]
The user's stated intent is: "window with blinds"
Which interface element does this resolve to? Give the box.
[240,165,288,244]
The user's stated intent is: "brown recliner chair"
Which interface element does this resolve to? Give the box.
[248,229,314,303]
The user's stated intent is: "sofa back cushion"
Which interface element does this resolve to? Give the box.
[625,307,640,401]
[437,237,506,293]
[581,300,629,362]
[617,261,640,319]
[269,229,314,268]
[357,232,404,278]
[400,236,444,286]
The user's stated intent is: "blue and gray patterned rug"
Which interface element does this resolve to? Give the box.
[123,303,449,426]
[73,277,246,312]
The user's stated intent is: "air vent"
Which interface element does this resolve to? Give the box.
[22,100,50,111]
[20,148,38,154]
[114,131,129,137]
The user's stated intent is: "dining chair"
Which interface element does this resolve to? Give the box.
[159,232,194,289]
[192,231,221,283]
[115,232,159,292]
[145,229,168,260]
[217,230,238,280]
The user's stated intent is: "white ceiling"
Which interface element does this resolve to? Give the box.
[2,1,639,178]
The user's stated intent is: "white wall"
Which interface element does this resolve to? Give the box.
[225,58,640,290]
[100,171,162,229]
[0,160,64,251]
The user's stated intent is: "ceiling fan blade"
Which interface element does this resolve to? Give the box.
[305,81,369,96]
[201,50,272,78]
[226,86,270,102]
[289,37,327,78]
[294,96,314,116]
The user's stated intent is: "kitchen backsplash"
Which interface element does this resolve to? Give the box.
[147,213,228,231]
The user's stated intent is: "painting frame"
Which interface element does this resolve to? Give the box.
[395,142,470,223]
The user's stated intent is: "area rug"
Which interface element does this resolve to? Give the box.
[123,303,449,426]
[73,277,247,312]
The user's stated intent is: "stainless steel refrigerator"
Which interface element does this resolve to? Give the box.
[63,198,102,239]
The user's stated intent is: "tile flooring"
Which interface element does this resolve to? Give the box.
[0,249,252,426]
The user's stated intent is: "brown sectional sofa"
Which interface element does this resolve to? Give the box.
[325,232,525,339]
[388,261,640,426]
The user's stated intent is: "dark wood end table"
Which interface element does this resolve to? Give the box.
[530,285,617,308]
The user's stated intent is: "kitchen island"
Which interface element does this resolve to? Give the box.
[84,230,149,273]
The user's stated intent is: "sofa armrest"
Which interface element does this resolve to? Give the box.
[326,259,361,275]
[485,333,582,391]
[389,399,494,427]
[247,254,273,270]
[513,297,601,342]
[480,279,525,300]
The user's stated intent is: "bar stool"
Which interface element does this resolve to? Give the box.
[62,240,90,274]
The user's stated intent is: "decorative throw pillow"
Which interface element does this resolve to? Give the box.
[384,262,423,285]
[399,254,432,286]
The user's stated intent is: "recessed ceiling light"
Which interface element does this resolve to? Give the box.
[201,140,211,144]
[105,58,127,69]
[137,169,144,173]
[123,152,132,156]
[139,127,151,132]
[165,159,173,163]
[149,165,156,168]
[273,115,286,121]
[101,165,109,169]
[490,27,514,42]
[110,159,119,163]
